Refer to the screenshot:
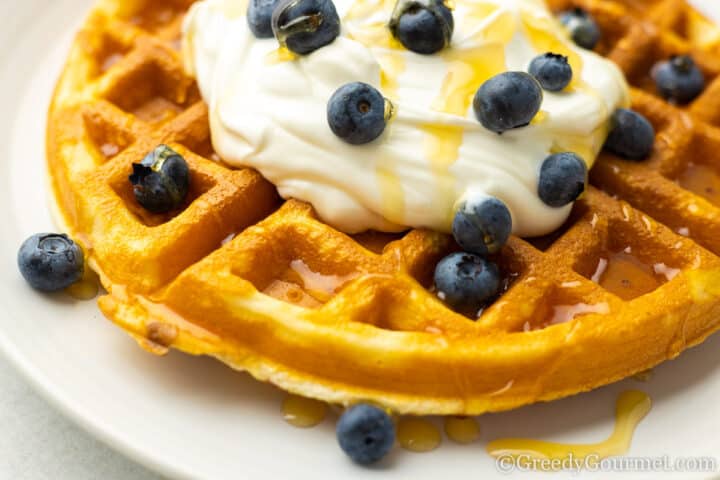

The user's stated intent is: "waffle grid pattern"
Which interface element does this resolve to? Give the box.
[47,0,720,414]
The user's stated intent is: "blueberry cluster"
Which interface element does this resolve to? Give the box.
[248,0,455,56]
[243,3,659,318]
[421,8,657,316]
[246,0,456,145]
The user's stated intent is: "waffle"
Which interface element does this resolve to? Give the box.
[47,0,720,415]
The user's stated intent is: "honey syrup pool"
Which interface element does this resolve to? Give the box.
[281,389,651,467]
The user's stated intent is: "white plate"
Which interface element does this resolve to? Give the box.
[2,1,720,479]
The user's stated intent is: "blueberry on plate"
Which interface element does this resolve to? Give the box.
[434,252,501,314]
[129,144,190,214]
[271,0,340,55]
[336,404,395,465]
[248,0,281,38]
[18,233,84,292]
[389,0,453,55]
[559,8,601,50]
[652,55,705,104]
[473,72,543,133]
[528,53,573,92]
[452,195,512,257]
[603,108,655,160]
[538,152,587,208]
[327,82,389,144]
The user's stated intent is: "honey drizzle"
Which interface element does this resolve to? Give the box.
[461,3,513,39]
[379,52,406,99]
[678,163,720,206]
[521,10,610,165]
[520,11,583,87]
[397,417,442,452]
[289,259,356,302]
[265,46,298,65]
[65,268,100,300]
[486,390,651,464]
[592,249,670,301]
[422,42,507,217]
[433,45,507,117]
[377,155,406,223]
[344,1,408,220]
[421,123,464,227]
[282,394,327,428]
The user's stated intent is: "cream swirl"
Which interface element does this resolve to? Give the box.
[182,0,629,236]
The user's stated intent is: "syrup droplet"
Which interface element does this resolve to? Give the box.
[632,369,653,382]
[444,416,481,444]
[550,302,610,325]
[397,417,441,452]
[486,390,651,464]
[592,250,671,300]
[678,162,720,206]
[379,52,406,99]
[265,46,297,65]
[376,154,406,224]
[282,394,327,428]
[289,259,356,301]
[65,268,100,300]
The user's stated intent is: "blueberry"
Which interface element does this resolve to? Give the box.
[538,152,587,208]
[336,404,395,465]
[389,0,453,55]
[652,55,705,104]
[452,196,512,256]
[603,108,655,160]
[248,0,281,38]
[473,72,543,133]
[18,233,84,292]
[129,145,190,214]
[528,53,573,92]
[559,8,601,50]
[434,252,501,314]
[327,82,389,144]
[271,0,340,55]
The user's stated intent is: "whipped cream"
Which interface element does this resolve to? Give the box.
[182,0,629,236]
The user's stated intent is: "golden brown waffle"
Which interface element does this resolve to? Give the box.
[47,0,720,415]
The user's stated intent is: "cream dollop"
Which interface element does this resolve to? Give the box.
[182,0,629,236]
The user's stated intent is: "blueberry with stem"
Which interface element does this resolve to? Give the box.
[18,233,84,292]
[652,55,705,104]
[327,82,391,145]
[538,152,588,208]
[603,108,655,160]
[389,0,454,54]
[473,72,543,133]
[271,0,340,55]
[336,404,395,465]
[434,252,501,315]
[129,144,190,214]
[452,195,512,257]
[529,53,573,92]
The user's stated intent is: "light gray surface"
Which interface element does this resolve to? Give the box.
[0,355,161,480]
